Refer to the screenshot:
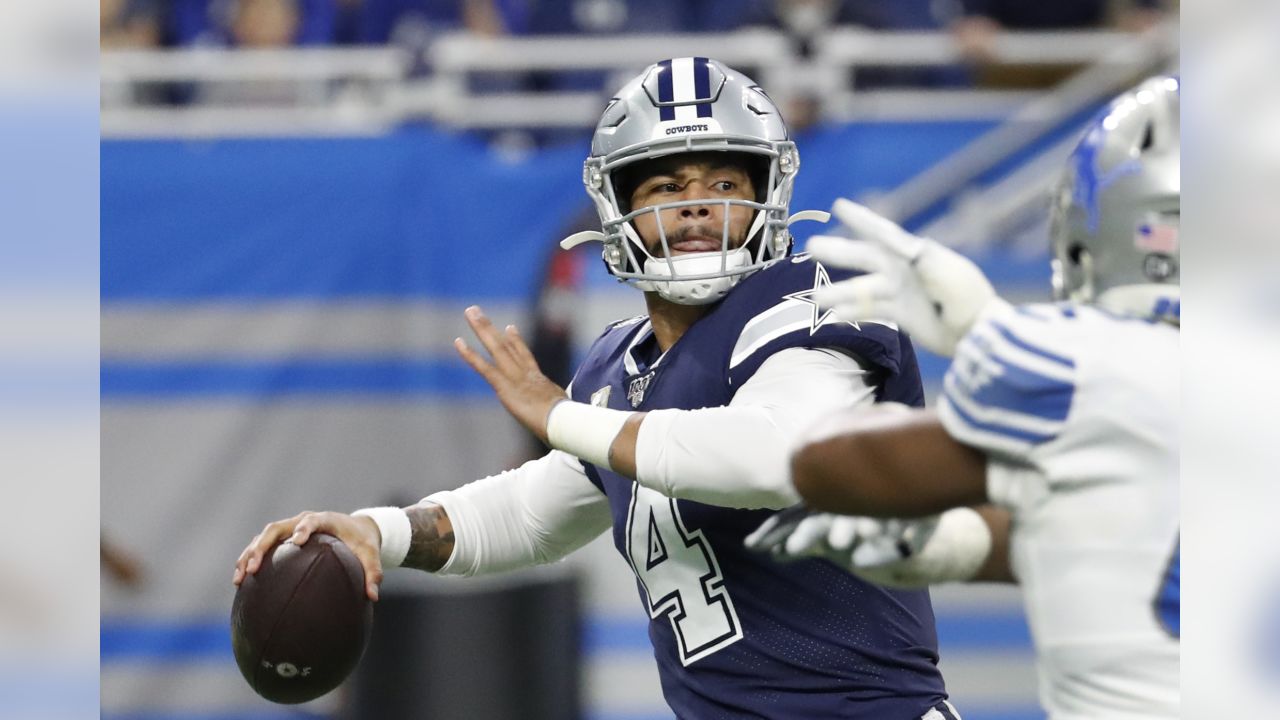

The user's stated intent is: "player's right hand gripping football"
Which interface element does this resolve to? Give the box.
[233,511,386,601]
[807,198,1003,357]
[745,507,941,589]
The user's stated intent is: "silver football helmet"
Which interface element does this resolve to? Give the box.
[1050,75,1180,320]
[562,57,827,305]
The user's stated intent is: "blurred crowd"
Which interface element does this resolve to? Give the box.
[103,0,1172,57]
[102,0,1176,137]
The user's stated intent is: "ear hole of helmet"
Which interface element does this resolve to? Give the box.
[1072,247,1096,302]
[1140,121,1156,152]
[1067,243,1087,266]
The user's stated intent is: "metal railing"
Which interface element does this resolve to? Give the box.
[880,21,1177,241]
[100,26,1173,137]
[98,23,1178,251]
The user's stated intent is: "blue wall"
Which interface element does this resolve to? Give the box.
[102,122,1054,400]
[102,122,1004,304]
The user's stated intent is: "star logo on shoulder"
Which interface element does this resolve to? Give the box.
[783,262,859,334]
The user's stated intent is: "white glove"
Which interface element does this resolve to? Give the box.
[745,506,992,589]
[807,198,1004,357]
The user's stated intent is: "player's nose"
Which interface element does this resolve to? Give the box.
[677,185,714,219]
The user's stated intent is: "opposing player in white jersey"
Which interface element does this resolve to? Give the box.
[747,76,1181,718]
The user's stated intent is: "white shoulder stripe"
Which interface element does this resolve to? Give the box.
[730,299,894,371]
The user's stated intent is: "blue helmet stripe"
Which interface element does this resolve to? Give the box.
[657,59,675,121]
[694,56,713,118]
[1154,538,1179,638]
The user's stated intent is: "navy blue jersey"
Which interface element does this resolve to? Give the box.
[569,256,947,719]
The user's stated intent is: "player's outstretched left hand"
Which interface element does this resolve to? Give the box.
[455,305,568,445]
[806,198,1002,357]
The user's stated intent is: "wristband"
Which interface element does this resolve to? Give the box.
[352,506,411,569]
[910,507,993,583]
[546,400,632,470]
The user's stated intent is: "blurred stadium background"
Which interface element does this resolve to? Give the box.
[100,1,1178,718]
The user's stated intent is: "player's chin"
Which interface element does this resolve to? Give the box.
[649,242,745,257]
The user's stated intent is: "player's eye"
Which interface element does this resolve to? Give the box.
[659,182,681,193]
[713,180,736,192]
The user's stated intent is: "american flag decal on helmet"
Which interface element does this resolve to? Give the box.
[657,57,715,122]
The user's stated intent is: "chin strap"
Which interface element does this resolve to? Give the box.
[1096,285,1181,324]
[559,230,606,250]
[643,248,752,305]
[787,210,830,225]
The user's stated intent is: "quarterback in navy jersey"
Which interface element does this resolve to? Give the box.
[236,58,960,719]
[564,255,947,717]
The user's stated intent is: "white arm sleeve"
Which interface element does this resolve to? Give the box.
[424,450,612,577]
[634,347,877,510]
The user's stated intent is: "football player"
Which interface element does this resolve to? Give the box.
[748,76,1181,718]
[236,58,965,718]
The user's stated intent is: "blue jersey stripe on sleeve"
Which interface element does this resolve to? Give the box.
[967,352,1076,423]
[988,320,1075,369]
[941,386,1059,445]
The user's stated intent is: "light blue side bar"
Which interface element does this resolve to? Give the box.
[103,610,1031,662]
[101,359,495,400]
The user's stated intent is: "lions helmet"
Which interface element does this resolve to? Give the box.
[1051,76,1180,321]
[564,58,826,305]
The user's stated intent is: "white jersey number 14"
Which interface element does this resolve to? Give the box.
[625,484,744,665]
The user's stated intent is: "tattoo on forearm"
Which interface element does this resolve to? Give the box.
[403,503,455,572]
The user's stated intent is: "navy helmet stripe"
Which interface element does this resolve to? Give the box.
[657,59,675,121]
[694,57,713,118]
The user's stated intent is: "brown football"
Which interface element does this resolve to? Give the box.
[231,533,373,704]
